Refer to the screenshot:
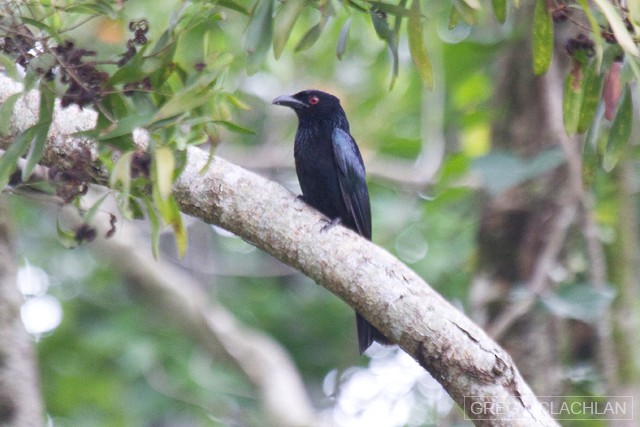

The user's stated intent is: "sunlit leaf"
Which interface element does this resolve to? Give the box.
[532,0,553,75]
[110,151,134,215]
[273,0,306,59]
[154,147,175,201]
[492,0,507,23]
[408,0,434,89]
[603,86,632,172]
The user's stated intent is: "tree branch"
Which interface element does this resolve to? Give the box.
[0,197,44,427]
[84,207,324,427]
[0,75,558,426]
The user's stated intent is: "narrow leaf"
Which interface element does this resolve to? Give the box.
[370,7,392,41]
[577,67,603,133]
[110,151,134,215]
[603,86,632,171]
[213,120,256,134]
[408,0,434,89]
[245,0,274,74]
[152,73,218,122]
[295,22,323,52]
[143,197,161,259]
[563,66,584,136]
[492,0,507,23]
[0,125,38,190]
[532,0,553,75]
[154,147,175,200]
[23,84,55,180]
[336,18,352,60]
[273,0,306,59]
[0,93,22,136]
[593,0,640,57]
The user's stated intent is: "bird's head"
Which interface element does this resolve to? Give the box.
[272,90,345,122]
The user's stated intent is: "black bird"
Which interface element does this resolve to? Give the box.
[273,89,388,354]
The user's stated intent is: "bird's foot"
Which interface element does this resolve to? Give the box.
[321,217,342,233]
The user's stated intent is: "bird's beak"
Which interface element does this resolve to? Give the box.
[272,94,307,109]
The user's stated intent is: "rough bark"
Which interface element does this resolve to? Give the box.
[0,74,558,426]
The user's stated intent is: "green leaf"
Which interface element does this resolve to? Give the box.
[577,0,604,70]
[273,0,306,59]
[336,18,352,60]
[472,148,566,195]
[563,69,584,136]
[492,0,507,23]
[84,193,110,224]
[143,197,161,259]
[245,0,274,74]
[97,112,155,142]
[21,17,63,43]
[532,0,553,75]
[295,22,324,52]
[0,124,40,190]
[367,2,411,17]
[541,283,616,324]
[213,120,256,134]
[577,68,603,133]
[23,83,55,180]
[370,7,392,41]
[0,92,22,136]
[56,214,78,249]
[217,0,250,15]
[152,73,219,123]
[110,151,134,216]
[593,0,640,57]
[603,86,632,172]
[154,147,175,201]
[408,0,434,89]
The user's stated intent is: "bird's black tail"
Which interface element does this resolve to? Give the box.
[356,312,389,354]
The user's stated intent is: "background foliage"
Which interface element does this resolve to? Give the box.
[2,0,640,425]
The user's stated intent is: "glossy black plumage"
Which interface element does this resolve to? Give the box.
[273,90,388,354]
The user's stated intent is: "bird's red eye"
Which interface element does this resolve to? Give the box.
[309,95,319,105]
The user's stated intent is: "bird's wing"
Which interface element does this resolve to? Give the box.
[332,128,372,239]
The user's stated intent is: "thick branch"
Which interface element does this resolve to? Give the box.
[0,75,558,426]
